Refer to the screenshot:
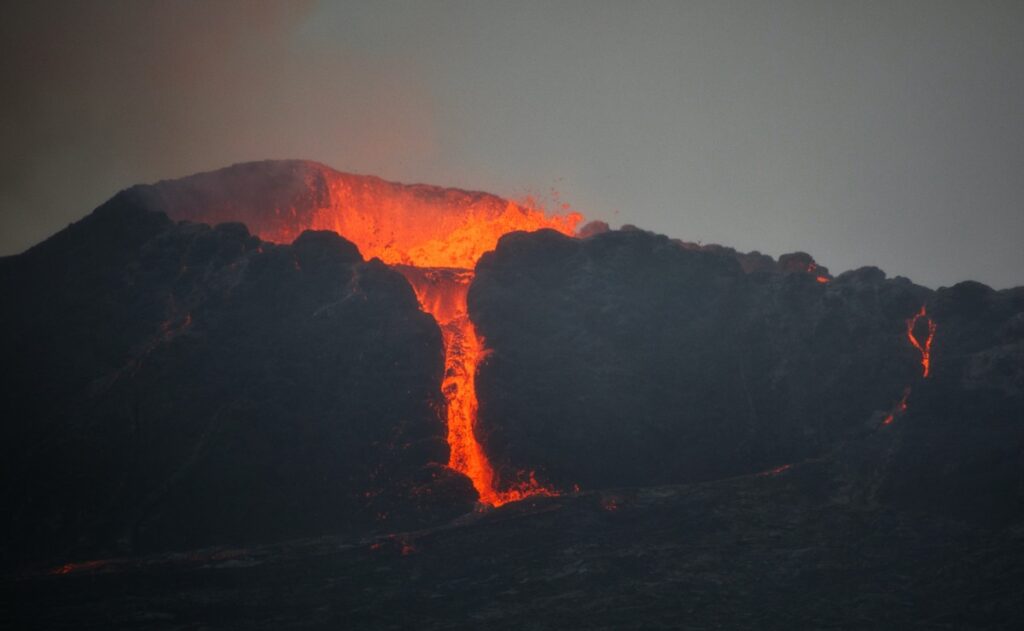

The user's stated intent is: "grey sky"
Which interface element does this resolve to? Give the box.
[2,1,1022,288]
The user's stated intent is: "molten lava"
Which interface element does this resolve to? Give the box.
[906,305,937,378]
[396,267,562,505]
[317,191,580,504]
[201,167,581,270]
[882,387,911,426]
[166,166,582,506]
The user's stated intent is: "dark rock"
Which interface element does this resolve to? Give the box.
[469,226,1022,519]
[0,196,474,568]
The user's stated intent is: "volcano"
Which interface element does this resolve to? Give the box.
[3,160,1024,628]
[137,160,583,505]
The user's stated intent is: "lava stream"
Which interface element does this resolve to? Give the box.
[399,267,557,506]
[906,306,937,378]
[883,305,938,427]
[155,165,583,505]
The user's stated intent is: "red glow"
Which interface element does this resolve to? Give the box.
[202,173,582,506]
[399,268,561,506]
[882,387,911,426]
[758,464,793,477]
[882,306,937,427]
[803,262,830,284]
[906,306,937,378]
[50,559,108,576]
[252,175,582,270]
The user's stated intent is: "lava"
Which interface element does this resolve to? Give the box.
[758,463,793,477]
[171,167,582,506]
[882,387,911,426]
[215,168,582,270]
[906,305,937,378]
[396,268,561,506]
[332,188,581,505]
[50,559,108,575]
[315,187,581,505]
[882,305,937,427]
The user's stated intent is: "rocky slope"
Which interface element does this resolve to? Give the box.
[470,227,1023,523]
[0,191,474,567]
[6,462,1024,629]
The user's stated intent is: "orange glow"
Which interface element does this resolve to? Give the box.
[803,262,829,284]
[398,267,560,506]
[251,173,582,270]
[212,172,582,506]
[906,305,937,378]
[882,387,911,426]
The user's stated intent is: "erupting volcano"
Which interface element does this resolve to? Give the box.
[150,161,582,505]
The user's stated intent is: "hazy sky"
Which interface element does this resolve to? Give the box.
[2,0,1022,288]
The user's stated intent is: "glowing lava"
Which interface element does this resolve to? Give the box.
[398,267,562,506]
[883,305,937,427]
[373,196,580,505]
[313,192,580,504]
[159,165,582,506]
[906,305,937,378]
[882,387,911,426]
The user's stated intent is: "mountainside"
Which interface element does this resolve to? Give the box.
[2,161,1023,628]
[0,190,475,566]
[470,228,1024,527]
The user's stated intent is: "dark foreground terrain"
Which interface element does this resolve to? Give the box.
[6,454,1024,630]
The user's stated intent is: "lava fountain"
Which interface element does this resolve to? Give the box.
[153,162,582,505]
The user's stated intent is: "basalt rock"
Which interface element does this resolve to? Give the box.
[876,282,1024,525]
[469,227,1023,520]
[0,193,474,568]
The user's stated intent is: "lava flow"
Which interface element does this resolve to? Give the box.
[397,267,564,505]
[362,197,581,505]
[883,305,938,427]
[906,305,937,378]
[882,387,911,426]
[376,198,580,504]
[164,165,583,505]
